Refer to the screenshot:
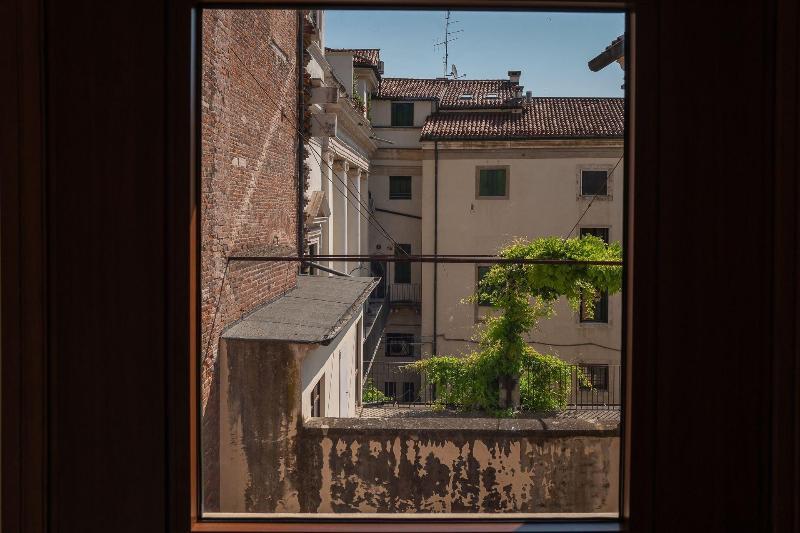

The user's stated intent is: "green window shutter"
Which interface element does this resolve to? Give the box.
[478,168,507,197]
[389,176,412,199]
[391,102,414,126]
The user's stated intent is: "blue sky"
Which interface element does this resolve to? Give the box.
[325,10,625,97]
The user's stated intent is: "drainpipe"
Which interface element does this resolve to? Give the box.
[433,141,439,356]
[296,11,306,261]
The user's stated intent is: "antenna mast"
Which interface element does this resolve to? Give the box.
[434,10,464,78]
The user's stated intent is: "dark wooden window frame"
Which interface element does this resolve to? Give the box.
[389,175,412,199]
[3,0,799,532]
[580,168,611,197]
[475,165,511,199]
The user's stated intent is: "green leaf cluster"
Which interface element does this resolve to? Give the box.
[361,378,390,404]
[409,236,622,415]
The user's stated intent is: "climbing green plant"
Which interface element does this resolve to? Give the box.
[408,235,622,414]
[362,378,389,404]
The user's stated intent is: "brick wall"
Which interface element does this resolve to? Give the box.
[201,9,300,510]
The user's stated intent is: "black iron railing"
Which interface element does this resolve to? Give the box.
[389,283,420,304]
[363,288,389,369]
[363,361,621,409]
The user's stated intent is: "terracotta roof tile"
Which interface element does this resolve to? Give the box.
[376,78,520,109]
[376,78,522,109]
[325,48,381,68]
[420,98,624,140]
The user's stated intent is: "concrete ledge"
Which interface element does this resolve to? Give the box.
[303,415,619,437]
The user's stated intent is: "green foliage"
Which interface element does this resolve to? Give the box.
[410,236,622,414]
[362,378,389,403]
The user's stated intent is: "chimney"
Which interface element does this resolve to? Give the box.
[508,70,521,84]
[525,90,532,103]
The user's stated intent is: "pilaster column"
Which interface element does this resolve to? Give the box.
[360,172,370,266]
[331,158,349,274]
[347,167,362,275]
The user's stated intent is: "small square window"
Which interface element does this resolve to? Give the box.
[389,176,412,199]
[476,265,492,306]
[476,167,508,198]
[385,333,415,357]
[579,364,609,391]
[580,291,609,323]
[580,227,610,243]
[581,169,609,196]
[459,93,473,99]
[391,102,414,126]
[486,93,499,99]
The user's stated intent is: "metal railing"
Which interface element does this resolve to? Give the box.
[389,283,421,304]
[362,361,621,409]
[363,287,389,369]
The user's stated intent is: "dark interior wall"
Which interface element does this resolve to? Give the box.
[43,1,169,531]
[1,2,797,533]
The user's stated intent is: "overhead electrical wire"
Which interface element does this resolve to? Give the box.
[212,23,409,256]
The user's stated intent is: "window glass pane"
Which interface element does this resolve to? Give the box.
[477,266,492,306]
[478,168,507,197]
[581,290,609,322]
[394,244,411,283]
[581,170,608,196]
[200,6,626,519]
[389,176,412,199]
[580,227,610,243]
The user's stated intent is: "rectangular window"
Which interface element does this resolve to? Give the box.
[389,176,412,199]
[394,244,411,283]
[476,265,492,306]
[198,6,628,521]
[310,378,323,417]
[476,167,508,198]
[385,333,415,357]
[580,290,609,323]
[580,227,610,243]
[579,364,609,391]
[402,382,415,402]
[581,169,609,196]
[391,102,414,126]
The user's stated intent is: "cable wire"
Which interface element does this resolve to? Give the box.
[211,21,409,256]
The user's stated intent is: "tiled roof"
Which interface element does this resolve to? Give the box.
[376,78,520,109]
[325,48,381,68]
[420,98,624,140]
[222,276,379,344]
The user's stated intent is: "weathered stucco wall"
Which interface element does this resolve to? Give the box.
[214,385,619,515]
[298,418,619,515]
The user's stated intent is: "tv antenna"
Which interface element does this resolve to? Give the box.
[434,10,465,79]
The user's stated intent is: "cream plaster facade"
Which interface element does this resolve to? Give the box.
[300,12,380,416]
[368,96,624,387]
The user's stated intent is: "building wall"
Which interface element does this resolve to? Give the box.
[420,145,623,365]
[201,9,299,511]
[371,99,434,129]
[300,312,363,419]
[214,405,620,514]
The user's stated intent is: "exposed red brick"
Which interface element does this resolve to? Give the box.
[200,9,300,511]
